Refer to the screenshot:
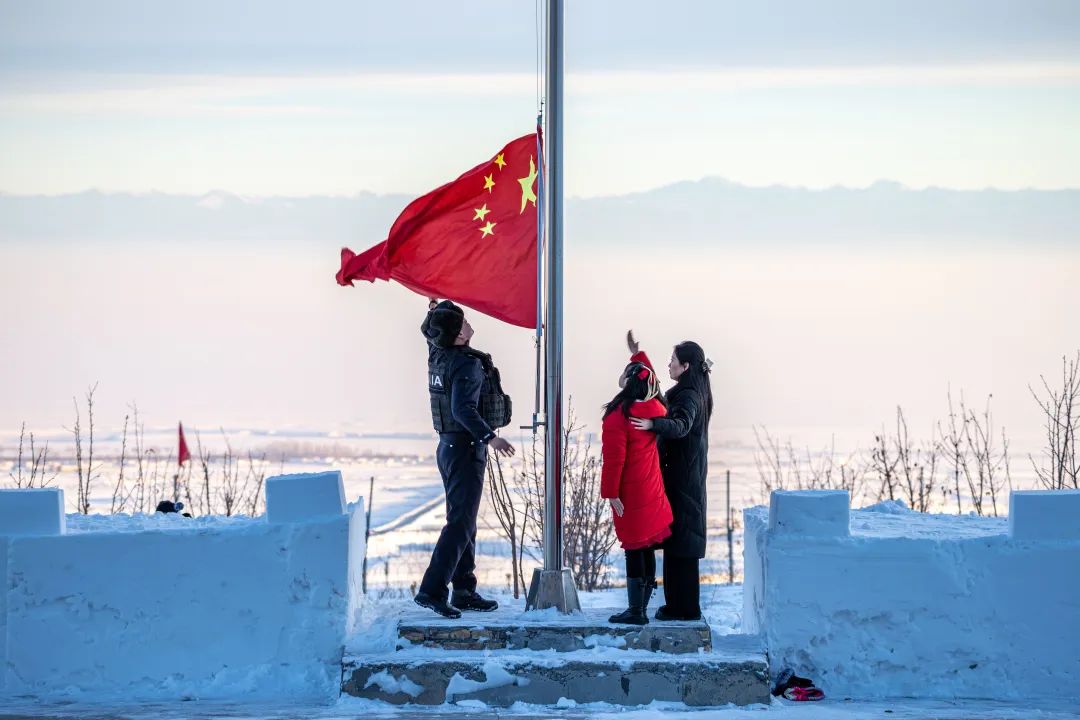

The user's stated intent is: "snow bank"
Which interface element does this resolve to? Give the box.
[0,474,366,702]
[444,660,528,702]
[0,488,66,536]
[744,489,1080,701]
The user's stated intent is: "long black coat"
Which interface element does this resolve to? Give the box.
[652,382,709,558]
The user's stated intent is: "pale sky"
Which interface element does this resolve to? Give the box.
[1,0,1079,196]
[1,1,1078,452]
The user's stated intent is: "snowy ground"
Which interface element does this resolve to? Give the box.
[6,696,1079,719]
[347,584,744,658]
[10,584,1069,718]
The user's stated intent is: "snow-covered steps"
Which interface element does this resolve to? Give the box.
[341,640,769,706]
[396,606,711,654]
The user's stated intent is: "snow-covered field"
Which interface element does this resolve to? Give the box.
[6,581,1079,719]
[8,692,1080,718]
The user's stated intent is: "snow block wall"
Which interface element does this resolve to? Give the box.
[744,489,1080,701]
[0,473,366,702]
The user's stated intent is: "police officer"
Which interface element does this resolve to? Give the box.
[415,299,516,618]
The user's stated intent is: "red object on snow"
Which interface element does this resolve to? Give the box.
[783,687,825,701]
[600,351,674,550]
[178,422,191,466]
[336,131,540,328]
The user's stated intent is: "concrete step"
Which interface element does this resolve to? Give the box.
[342,636,769,707]
[397,606,711,654]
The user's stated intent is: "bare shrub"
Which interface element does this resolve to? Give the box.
[560,412,617,592]
[67,383,99,514]
[218,429,241,516]
[803,437,866,500]
[243,451,268,516]
[122,403,158,514]
[870,421,901,503]
[1029,352,1080,490]
[195,430,213,516]
[963,396,1010,516]
[753,426,865,504]
[938,388,970,514]
[516,405,617,592]
[486,450,531,598]
[8,422,58,488]
[890,406,939,513]
[110,414,130,513]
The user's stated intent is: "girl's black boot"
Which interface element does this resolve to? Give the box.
[608,578,649,625]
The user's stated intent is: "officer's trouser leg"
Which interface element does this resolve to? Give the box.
[662,554,701,617]
[419,435,486,599]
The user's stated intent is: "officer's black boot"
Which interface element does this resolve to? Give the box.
[608,578,648,625]
[414,591,462,619]
[451,589,499,612]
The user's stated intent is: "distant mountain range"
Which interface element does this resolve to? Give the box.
[2,180,1077,248]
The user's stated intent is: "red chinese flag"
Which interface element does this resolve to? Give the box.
[336,132,540,328]
[178,422,191,467]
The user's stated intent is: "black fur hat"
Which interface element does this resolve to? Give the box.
[422,300,465,348]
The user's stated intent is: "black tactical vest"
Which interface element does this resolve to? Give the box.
[429,347,512,434]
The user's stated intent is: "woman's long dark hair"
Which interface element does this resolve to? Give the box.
[673,341,714,421]
[603,361,662,419]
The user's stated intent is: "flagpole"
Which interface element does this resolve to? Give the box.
[526,0,580,614]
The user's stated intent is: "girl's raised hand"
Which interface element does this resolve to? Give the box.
[626,330,639,354]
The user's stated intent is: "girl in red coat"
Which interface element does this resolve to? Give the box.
[601,342,674,625]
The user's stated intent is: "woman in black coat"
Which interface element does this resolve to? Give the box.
[629,335,713,621]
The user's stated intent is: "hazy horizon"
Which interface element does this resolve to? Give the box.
[2,182,1076,457]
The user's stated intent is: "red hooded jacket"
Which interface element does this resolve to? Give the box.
[600,351,674,550]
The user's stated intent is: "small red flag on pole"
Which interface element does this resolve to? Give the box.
[336,131,540,328]
[178,422,191,466]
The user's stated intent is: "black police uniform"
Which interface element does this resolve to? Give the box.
[418,336,511,600]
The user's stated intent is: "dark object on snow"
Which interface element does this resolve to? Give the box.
[646,346,712,620]
[657,555,703,620]
[418,303,512,611]
[653,381,710,559]
[416,434,487,603]
[451,589,499,612]
[414,590,462,619]
[608,577,651,625]
[772,668,814,695]
[773,668,822,700]
[155,500,191,517]
[654,602,702,622]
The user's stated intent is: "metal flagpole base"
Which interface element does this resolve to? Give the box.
[525,567,581,613]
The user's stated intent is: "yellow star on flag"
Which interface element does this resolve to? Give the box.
[473,204,491,221]
[494,153,507,170]
[479,221,496,238]
[518,156,538,214]
[483,174,495,192]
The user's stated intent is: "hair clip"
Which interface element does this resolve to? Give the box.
[637,367,650,380]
